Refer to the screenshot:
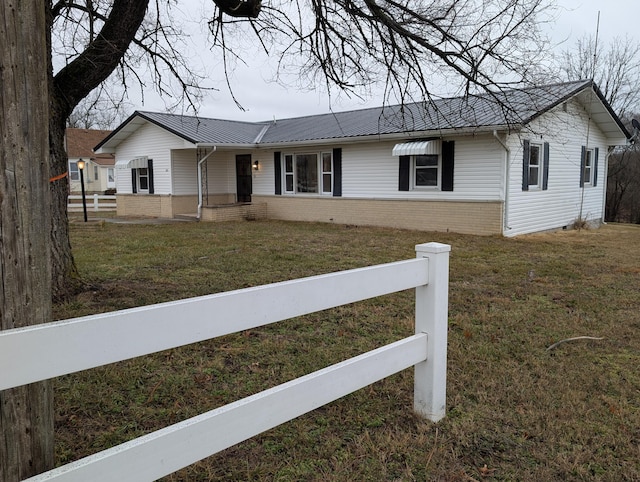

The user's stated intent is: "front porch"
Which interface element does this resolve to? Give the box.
[116,194,267,222]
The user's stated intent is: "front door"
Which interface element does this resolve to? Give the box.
[236,154,252,203]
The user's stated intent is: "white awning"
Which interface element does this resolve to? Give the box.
[392,141,432,156]
[116,156,148,169]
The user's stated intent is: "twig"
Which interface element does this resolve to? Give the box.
[425,427,438,472]
[546,336,604,351]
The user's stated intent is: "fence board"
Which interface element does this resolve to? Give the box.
[26,334,428,482]
[0,258,428,390]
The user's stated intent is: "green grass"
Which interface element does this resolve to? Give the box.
[54,221,640,481]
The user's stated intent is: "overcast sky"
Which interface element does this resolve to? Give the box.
[129,0,639,122]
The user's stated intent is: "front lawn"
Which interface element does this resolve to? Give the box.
[54,220,640,481]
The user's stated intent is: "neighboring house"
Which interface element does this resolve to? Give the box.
[66,128,116,194]
[95,80,630,236]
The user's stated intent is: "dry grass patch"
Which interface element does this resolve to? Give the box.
[53,221,640,481]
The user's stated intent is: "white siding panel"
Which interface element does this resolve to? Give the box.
[205,153,234,195]
[114,122,186,195]
[506,100,609,236]
[172,149,197,195]
[252,152,276,196]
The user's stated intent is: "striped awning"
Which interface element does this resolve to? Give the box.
[392,141,432,156]
[116,156,148,169]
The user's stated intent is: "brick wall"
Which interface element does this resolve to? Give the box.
[116,194,198,218]
[201,203,267,222]
[116,193,503,235]
[253,196,503,235]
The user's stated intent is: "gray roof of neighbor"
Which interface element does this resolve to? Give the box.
[95,80,630,150]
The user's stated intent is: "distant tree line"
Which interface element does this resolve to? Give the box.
[606,116,640,224]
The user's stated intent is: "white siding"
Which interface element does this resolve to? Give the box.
[171,149,197,195]
[172,150,240,197]
[506,99,610,237]
[251,136,505,202]
[207,152,237,195]
[114,122,186,194]
[252,151,277,196]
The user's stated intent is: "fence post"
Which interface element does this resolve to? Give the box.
[93,193,99,211]
[414,242,450,422]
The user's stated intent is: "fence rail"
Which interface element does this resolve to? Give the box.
[67,194,116,212]
[1,242,450,482]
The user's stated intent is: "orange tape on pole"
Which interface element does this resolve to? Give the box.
[49,171,68,183]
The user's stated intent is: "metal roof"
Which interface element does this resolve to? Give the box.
[94,80,630,152]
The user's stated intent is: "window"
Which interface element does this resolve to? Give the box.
[130,158,154,194]
[522,140,549,191]
[94,165,99,181]
[107,168,115,183]
[137,168,149,192]
[414,154,439,188]
[284,155,294,193]
[69,161,79,181]
[283,152,332,194]
[296,154,318,193]
[528,143,542,188]
[583,148,594,185]
[322,152,332,193]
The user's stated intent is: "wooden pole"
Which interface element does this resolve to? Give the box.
[0,1,54,479]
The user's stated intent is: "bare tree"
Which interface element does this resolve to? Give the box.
[67,86,133,130]
[559,34,640,118]
[0,2,53,480]
[607,116,640,223]
[209,0,555,106]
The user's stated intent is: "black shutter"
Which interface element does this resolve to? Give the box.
[579,146,586,187]
[522,139,530,191]
[332,148,342,197]
[593,147,599,187]
[274,151,282,195]
[542,142,550,191]
[399,156,410,191]
[147,159,154,194]
[441,140,455,191]
[131,168,137,193]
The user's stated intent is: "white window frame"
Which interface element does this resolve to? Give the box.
[528,143,542,189]
[283,151,333,195]
[136,167,149,193]
[412,154,440,190]
[69,161,79,181]
[583,148,594,186]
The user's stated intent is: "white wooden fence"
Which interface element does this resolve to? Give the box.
[0,242,450,482]
[67,194,117,212]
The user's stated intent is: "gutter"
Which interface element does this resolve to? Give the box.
[195,144,217,220]
[493,130,511,234]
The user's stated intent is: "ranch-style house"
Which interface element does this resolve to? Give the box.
[95,80,630,236]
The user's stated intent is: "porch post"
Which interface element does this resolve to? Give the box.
[414,242,450,422]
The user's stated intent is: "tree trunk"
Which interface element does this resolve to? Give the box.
[50,98,83,301]
[48,0,150,300]
[0,1,54,480]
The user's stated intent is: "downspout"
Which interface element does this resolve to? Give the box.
[196,145,217,220]
[493,130,511,234]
